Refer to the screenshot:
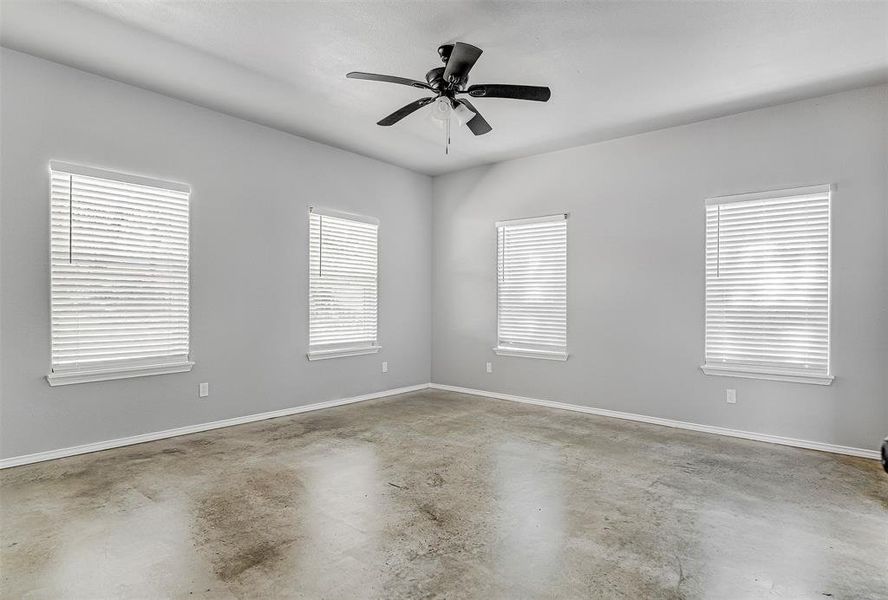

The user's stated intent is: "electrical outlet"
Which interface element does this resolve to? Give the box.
[382,361,388,373]
[199,382,209,398]
[726,389,736,404]
[486,362,492,373]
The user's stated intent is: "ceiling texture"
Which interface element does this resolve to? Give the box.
[2,1,887,175]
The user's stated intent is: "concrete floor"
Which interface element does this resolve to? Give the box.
[1,389,886,599]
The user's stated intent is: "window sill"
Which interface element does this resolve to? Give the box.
[307,346,381,361]
[700,364,834,386]
[493,347,569,361]
[46,361,194,386]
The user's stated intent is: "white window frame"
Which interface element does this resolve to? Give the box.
[307,206,381,361]
[494,213,569,361]
[46,161,193,386]
[701,184,833,385]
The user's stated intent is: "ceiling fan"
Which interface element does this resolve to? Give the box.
[346,42,551,151]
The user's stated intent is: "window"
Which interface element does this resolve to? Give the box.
[308,207,379,360]
[47,162,192,386]
[495,214,568,361]
[702,185,833,385]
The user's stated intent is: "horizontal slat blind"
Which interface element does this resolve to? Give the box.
[497,215,567,355]
[309,209,378,353]
[50,163,190,374]
[704,187,830,376]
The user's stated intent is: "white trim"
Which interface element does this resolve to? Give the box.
[49,160,190,193]
[705,184,832,206]
[47,361,195,386]
[495,213,567,228]
[5,382,878,468]
[309,205,379,225]
[700,364,834,386]
[0,383,429,469]
[307,346,382,361]
[428,383,879,460]
[493,346,568,361]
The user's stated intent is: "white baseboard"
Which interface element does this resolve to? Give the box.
[429,383,880,460]
[0,383,430,469]
[4,382,878,468]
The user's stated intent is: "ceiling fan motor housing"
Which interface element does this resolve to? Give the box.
[429,44,474,93]
[426,67,447,91]
[426,70,468,95]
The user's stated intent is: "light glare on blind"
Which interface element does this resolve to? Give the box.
[309,208,379,358]
[704,186,831,382]
[49,162,191,379]
[496,214,568,359]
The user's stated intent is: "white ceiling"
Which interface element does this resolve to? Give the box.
[2,1,887,175]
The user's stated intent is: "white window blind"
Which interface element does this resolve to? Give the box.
[495,214,568,361]
[308,207,380,360]
[702,185,833,385]
[47,161,192,386]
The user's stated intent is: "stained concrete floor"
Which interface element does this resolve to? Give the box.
[1,389,886,600]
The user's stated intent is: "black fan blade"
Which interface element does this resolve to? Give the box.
[442,42,483,83]
[377,97,435,126]
[457,99,492,136]
[466,84,551,102]
[347,72,431,90]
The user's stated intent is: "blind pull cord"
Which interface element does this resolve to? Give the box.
[319,215,323,278]
[716,204,720,278]
[500,229,505,283]
[68,175,73,264]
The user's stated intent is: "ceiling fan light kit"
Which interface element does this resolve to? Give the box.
[452,102,476,125]
[430,96,453,121]
[347,42,551,154]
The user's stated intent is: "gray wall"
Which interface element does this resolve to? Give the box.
[0,50,432,460]
[2,49,884,460]
[432,85,887,451]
